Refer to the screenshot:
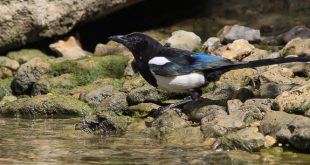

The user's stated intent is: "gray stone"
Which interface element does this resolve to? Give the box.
[82,85,118,106]
[202,37,221,53]
[166,30,202,51]
[0,57,19,70]
[96,92,128,115]
[0,0,142,53]
[218,25,260,43]
[260,111,310,150]
[280,25,310,43]
[259,82,297,98]
[11,58,50,95]
[127,85,161,104]
[220,127,265,152]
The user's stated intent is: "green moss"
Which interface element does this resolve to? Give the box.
[49,55,128,86]
[282,47,296,56]
[0,78,13,100]
[0,95,93,118]
[6,49,50,64]
[201,82,215,94]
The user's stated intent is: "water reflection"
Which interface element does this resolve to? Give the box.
[0,118,309,165]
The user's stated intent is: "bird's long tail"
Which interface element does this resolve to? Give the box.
[230,55,310,70]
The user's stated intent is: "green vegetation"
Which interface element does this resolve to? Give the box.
[7,49,50,64]
[0,78,13,100]
[49,55,128,86]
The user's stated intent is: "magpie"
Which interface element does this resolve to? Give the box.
[109,32,310,117]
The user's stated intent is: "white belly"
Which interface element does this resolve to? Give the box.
[154,72,205,93]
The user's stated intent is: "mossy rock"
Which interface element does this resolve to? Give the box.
[7,49,50,64]
[0,95,93,118]
[0,78,13,100]
[71,78,124,94]
[32,74,78,95]
[48,55,128,86]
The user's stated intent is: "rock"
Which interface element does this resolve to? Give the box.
[183,99,227,123]
[128,103,160,117]
[260,111,310,149]
[94,41,132,56]
[259,66,304,85]
[6,49,50,64]
[280,38,310,56]
[121,75,145,93]
[259,82,297,98]
[0,0,142,53]
[241,49,270,61]
[202,37,221,53]
[165,30,202,51]
[0,67,13,79]
[11,58,50,95]
[289,128,310,150]
[49,36,90,59]
[280,25,310,43]
[305,109,310,117]
[159,126,203,145]
[201,111,246,138]
[0,78,13,100]
[216,68,257,90]
[274,83,310,114]
[264,135,277,148]
[151,110,190,129]
[0,95,17,106]
[243,99,274,112]
[215,39,255,61]
[220,127,265,152]
[0,57,19,70]
[233,87,255,102]
[280,62,310,78]
[96,92,128,115]
[32,74,77,95]
[0,95,93,118]
[127,85,161,104]
[202,84,235,103]
[217,25,260,43]
[49,55,128,86]
[82,85,118,106]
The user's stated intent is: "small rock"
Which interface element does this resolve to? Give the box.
[264,135,277,148]
[220,127,265,152]
[6,49,50,64]
[159,126,203,145]
[289,128,310,150]
[151,110,190,129]
[94,41,132,56]
[127,85,161,104]
[121,75,146,93]
[280,25,310,43]
[216,68,257,90]
[259,82,297,98]
[260,111,310,150]
[0,67,13,79]
[11,58,50,95]
[202,37,221,53]
[96,92,128,115]
[49,36,90,59]
[233,87,255,102]
[82,85,118,106]
[274,83,310,114]
[241,49,270,61]
[0,96,17,106]
[215,39,255,61]
[32,74,77,95]
[166,30,201,51]
[304,109,310,117]
[227,99,243,113]
[243,99,274,112]
[183,99,227,123]
[0,56,19,70]
[280,38,310,56]
[0,95,93,118]
[280,62,310,78]
[259,66,304,85]
[218,25,260,43]
[203,138,217,146]
[128,103,160,117]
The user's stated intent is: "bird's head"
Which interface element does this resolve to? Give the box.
[109,32,162,61]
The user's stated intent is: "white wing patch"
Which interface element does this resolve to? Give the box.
[154,72,205,93]
[148,57,171,65]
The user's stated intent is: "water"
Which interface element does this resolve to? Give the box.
[0,117,309,165]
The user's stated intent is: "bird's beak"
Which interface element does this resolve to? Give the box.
[108,35,127,44]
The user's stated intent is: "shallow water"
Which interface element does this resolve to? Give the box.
[0,117,309,165]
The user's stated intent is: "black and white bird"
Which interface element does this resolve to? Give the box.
[109,32,310,117]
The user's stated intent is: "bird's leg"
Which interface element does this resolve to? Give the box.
[144,88,202,118]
